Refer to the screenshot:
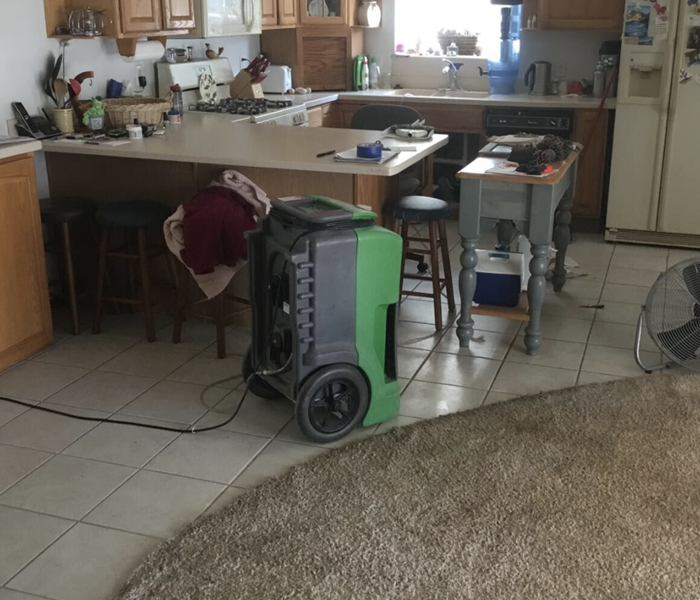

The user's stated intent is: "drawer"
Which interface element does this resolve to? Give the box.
[406,104,483,133]
[480,183,531,222]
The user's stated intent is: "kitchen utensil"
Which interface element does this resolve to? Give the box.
[68,8,104,36]
[68,79,81,98]
[53,78,69,107]
[357,142,383,159]
[524,61,553,95]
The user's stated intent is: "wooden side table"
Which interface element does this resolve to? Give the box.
[455,149,581,356]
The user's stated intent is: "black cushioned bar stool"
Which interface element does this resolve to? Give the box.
[40,197,94,335]
[388,196,456,331]
[93,201,176,342]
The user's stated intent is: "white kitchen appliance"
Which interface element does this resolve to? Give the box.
[607,0,700,247]
[261,66,293,94]
[187,0,261,37]
[156,59,308,126]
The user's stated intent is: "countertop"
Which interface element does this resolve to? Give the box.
[263,90,615,110]
[42,115,448,177]
[0,139,43,161]
[337,90,617,110]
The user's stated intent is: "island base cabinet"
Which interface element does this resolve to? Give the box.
[0,155,52,371]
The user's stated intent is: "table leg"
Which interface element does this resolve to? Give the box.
[456,237,479,347]
[456,179,482,348]
[552,190,573,293]
[524,244,548,356]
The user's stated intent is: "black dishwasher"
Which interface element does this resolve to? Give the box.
[484,107,575,138]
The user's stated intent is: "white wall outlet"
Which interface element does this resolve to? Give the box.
[6,118,18,136]
[554,62,567,79]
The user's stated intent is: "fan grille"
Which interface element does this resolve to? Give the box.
[645,258,700,371]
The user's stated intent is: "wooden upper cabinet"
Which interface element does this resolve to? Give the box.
[162,0,195,29]
[538,0,624,31]
[278,0,298,26]
[120,0,163,33]
[262,0,279,26]
[299,0,347,25]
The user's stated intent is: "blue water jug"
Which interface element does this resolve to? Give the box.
[487,4,522,95]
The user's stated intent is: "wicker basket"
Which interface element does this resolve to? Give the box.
[104,97,172,128]
[437,33,479,56]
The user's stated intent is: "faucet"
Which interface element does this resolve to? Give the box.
[442,59,463,91]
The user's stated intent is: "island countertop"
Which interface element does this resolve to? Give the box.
[42,115,448,177]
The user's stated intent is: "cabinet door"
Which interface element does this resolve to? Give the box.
[278,0,298,25]
[120,0,162,33]
[539,0,624,31]
[0,156,52,371]
[162,0,195,29]
[572,109,609,219]
[300,33,348,89]
[262,0,278,27]
[300,0,347,25]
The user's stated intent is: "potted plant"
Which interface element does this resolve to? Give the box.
[83,97,106,130]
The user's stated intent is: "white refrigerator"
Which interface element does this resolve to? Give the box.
[607,0,700,247]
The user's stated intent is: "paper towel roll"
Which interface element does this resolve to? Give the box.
[121,40,165,63]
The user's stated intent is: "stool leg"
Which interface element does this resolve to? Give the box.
[399,221,409,297]
[213,291,226,359]
[59,222,80,335]
[172,265,188,345]
[137,228,156,342]
[165,251,180,290]
[428,221,443,331]
[126,229,137,314]
[438,220,456,312]
[93,228,109,335]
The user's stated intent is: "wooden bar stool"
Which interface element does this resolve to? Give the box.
[172,265,250,358]
[40,197,94,335]
[388,196,456,330]
[93,201,177,342]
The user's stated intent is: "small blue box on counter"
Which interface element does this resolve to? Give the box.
[474,250,524,307]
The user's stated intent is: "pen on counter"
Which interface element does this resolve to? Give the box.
[316,149,336,158]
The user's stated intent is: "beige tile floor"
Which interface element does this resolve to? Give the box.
[0,223,695,599]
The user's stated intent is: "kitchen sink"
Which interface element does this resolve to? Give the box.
[383,89,490,100]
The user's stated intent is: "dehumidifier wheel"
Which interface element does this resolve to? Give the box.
[242,348,282,400]
[295,365,369,444]
[417,261,429,273]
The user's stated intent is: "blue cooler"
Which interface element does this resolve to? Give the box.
[474,250,523,307]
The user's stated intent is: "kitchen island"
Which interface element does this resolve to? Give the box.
[43,114,447,223]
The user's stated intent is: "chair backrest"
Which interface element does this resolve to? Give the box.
[350,104,422,131]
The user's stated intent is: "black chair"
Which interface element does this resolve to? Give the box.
[350,104,423,198]
[389,196,456,331]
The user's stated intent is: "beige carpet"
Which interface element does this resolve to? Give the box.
[116,374,700,600]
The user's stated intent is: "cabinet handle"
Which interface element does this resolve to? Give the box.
[245,0,254,30]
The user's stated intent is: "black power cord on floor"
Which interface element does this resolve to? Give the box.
[0,228,314,435]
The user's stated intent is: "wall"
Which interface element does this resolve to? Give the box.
[1,0,260,135]
[365,0,618,92]
[2,0,259,194]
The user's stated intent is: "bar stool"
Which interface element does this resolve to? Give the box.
[172,265,250,359]
[388,196,456,330]
[93,201,176,342]
[40,197,94,335]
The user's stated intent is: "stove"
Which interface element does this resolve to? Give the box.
[188,98,294,116]
[156,59,308,126]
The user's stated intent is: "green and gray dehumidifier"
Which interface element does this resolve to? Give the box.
[243,196,402,444]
